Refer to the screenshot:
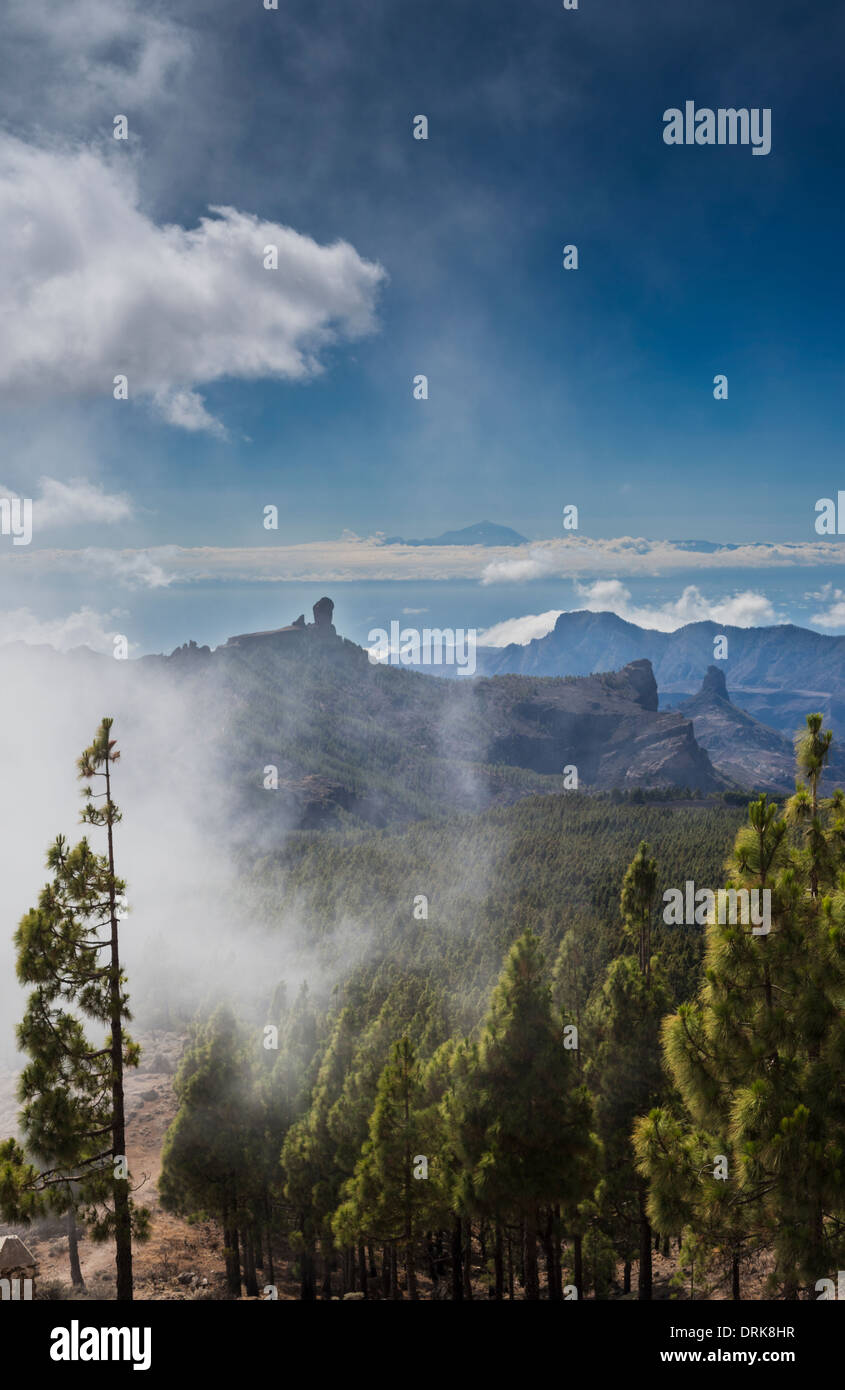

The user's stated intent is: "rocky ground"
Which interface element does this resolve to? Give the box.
[0,1031,261,1301]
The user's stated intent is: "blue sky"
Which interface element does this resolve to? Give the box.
[0,0,843,654]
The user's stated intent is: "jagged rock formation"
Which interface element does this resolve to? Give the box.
[213,611,726,821]
[162,638,212,667]
[23,600,727,833]
[225,597,338,650]
[699,665,729,699]
[311,596,336,635]
[483,660,722,792]
[675,667,801,793]
[475,610,845,737]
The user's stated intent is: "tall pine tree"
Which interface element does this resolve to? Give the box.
[455,931,597,1300]
[0,718,141,1300]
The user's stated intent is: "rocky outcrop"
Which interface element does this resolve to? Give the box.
[225,597,338,650]
[311,596,336,636]
[143,610,729,833]
[484,661,724,792]
[475,610,845,740]
[676,668,796,793]
[700,665,728,699]
[160,639,212,667]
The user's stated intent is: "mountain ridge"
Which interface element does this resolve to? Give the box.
[1,600,728,834]
[476,610,845,736]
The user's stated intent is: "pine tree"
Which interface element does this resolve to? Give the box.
[281,1006,360,1296]
[455,931,597,1300]
[333,1037,434,1298]
[621,840,658,982]
[644,772,845,1295]
[789,713,834,899]
[0,718,142,1300]
[587,842,670,1300]
[160,1005,266,1298]
[633,1108,759,1299]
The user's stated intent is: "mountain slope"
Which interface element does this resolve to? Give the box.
[674,667,795,793]
[477,611,845,736]
[140,602,727,831]
[0,599,727,838]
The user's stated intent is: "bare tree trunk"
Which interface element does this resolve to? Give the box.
[105,753,132,1303]
[524,1211,540,1301]
[573,1233,584,1300]
[300,1236,316,1301]
[263,1196,274,1284]
[66,1204,85,1288]
[541,1209,560,1300]
[552,1205,563,1300]
[451,1217,463,1301]
[223,1203,242,1298]
[494,1224,504,1300]
[244,1227,259,1298]
[638,1184,653,1301]
[463,1219,473,1299]
[320,1247,332,1299]
[405,1239,418,1300]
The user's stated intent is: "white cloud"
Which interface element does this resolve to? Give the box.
[0,476,132,531]
[480,549,552,584]
[571,580,778,632]
[807,584,845,629]
[480,609,564,646]
[0,136,387,433]
[3,0,193,127]
[39,477,131,528]
[5,534,845,590]
[0,545,174,589]
[152,389,228,438]
[75,548,176,590]
[479,536,845,585]
[478,586,779,647]
[0,605,123,653]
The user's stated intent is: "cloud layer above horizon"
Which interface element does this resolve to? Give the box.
[5,531,845,652]
[6,532,845,588]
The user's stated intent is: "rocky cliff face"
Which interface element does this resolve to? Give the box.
[475,611,845,738]
[134,601,729,829]
[675,667,798,793]
[483,660,723,792]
